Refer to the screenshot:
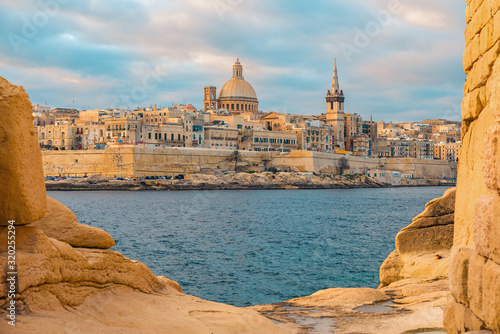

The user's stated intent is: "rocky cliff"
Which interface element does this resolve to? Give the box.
[444,0,500,333]
[0,76,285,334]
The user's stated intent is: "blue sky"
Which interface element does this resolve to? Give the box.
[0,0,466,121]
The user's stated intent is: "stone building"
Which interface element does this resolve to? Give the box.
[204,57,259,113]
[141,123,185,147]
[344,113,362,151]
[204,126,239,150]
[37,122,77,150]
[351,135,371,157]
[103,116,141,144]
[209,114,267,131]
[291,120,333,153]
[82,122,107,150]
[238,129,298,152]
[434,142,462,161]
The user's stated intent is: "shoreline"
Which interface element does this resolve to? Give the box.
[45,172,455,191]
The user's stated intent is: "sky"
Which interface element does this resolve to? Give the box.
[0,0,466,122]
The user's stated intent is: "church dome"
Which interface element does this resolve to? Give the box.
[218,58,258,103]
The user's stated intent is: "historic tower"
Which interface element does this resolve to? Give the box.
[203,86,217,111]
[326,59,345,150]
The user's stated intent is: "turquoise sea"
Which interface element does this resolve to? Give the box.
[48,187,449,307]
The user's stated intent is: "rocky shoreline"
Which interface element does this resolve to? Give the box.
[45,172,454,191]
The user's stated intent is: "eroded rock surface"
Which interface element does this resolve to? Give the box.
[379,188,455,287]
[0,76,46,225]
[252,278,449,334]
[32,196,115,249]
[444,1,500,333]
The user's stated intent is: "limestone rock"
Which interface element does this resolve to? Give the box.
[0,76,46,225]
[285,287,389,309]
[483,125,500,194]
[0,225,285,333]
[0,226,164,299]
[2,285,285,334]
[396,224,454,255]
[481,260,500,333]
[444,295,487,334]
[455,90,497,247]
[379,250,404,287]
[380,188,455,287]
[449,246,475,306]
[254,278,449,334]
[474,195,500,265]
[399,252,450,280]
[403,213,454,231]
[412,187,456,220]
[32,197,115,249]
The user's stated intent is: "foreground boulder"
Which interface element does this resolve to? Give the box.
[0,225,284,333]
[0,76,46,225]
[32,196,115,249]
[379,187,455,287]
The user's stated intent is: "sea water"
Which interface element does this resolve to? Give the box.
[48,187,449,307]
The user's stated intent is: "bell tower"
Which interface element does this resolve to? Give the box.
[204,86,217,111]
[326,59,345,150]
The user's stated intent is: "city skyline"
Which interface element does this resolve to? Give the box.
[0,0,466,122]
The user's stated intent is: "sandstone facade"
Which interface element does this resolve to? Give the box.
[445,1,500,333]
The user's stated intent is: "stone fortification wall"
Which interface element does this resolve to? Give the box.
[42,146,271,177]
[43,146,457,179]
[444,0,500,333]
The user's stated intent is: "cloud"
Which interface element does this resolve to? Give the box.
[0,0,466,121]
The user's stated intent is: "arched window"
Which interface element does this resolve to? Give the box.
[231,104,234,110]
[236,104,239,110]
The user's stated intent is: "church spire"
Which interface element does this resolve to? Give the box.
[331,58,340,95]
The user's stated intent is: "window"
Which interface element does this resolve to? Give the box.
[148,133,151,139]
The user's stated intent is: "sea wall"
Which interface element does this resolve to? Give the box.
[444,0,500,333]
[42,146,457,179]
